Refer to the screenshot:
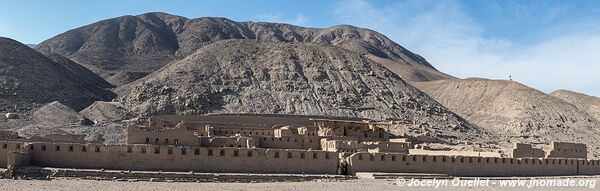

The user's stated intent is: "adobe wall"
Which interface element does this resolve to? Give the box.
[410,149,501,158]
[321,139,409,153]
[362,141,409,153]
[212,127,274,137]
[347,153,600,176]
[127,125,201,146]
[322,139,357,152]
[26,142,338,174]
[7,150,31,169]
[511,143,545,158]
[4,140,600,176]
[0,140,25,168]
[200,136,256,148]
[547,142,587,159]
[258,136,321,150]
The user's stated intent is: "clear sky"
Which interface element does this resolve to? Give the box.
[1,0,600,96]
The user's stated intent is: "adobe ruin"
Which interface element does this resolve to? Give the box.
[1,114,599,178]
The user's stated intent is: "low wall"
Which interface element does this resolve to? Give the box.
[348,153,600,176]
[27,143,338,174]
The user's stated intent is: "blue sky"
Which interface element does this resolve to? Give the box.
[1,0,600,96]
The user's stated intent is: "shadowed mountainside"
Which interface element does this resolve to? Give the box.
[0,37,114,112]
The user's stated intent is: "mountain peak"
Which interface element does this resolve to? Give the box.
[35,12,450,86]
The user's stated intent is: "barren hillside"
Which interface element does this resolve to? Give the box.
[0,37,114,113]
[35,12,451,86]
[117,40,486,144]
[551,89,600,121]
[43,53,114,89]
[414,78,600,157]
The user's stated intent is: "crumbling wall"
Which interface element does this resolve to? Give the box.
[127,124,201,146]
[258,136,321,150]
[321,139,357,152]
[7,150,31,169]
[511,143,545,158]
[4,140,600,176]
[200,136,256,148]
[361,141,409,153]
[212,128,274,137]
[27,143,338,174]
[546,142,587,159]
[0,141,25,168]
[348,153,600,176]
[409,149,500,157]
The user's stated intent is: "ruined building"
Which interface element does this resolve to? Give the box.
[1,114,600,177]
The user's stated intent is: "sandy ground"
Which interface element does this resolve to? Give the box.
[0,177,599,191]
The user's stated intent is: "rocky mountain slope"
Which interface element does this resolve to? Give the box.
[366,55,456,82]
[32,101,91,126]
[414,78,600,156]
[44,53,114,89]
[80,101,133,125]
[117,40,486,143]
[551,89,600,121]
[0,37,114,113]
[35,12,451,86]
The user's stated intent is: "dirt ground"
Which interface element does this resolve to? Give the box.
[0,177,599,191]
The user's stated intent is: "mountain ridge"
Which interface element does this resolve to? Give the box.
[35,12,451,86]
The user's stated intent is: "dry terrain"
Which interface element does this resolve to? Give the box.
[0,37,113,112]
[551,90,600,121]
[414,78,600,157]
[35,12,451,85]
[0,177,598,191]
[117,39,487,144]
[2,11,600,159]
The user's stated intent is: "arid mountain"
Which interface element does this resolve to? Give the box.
[117,40,485,143]
[0,37,114,112]
[44,53,113,88]
[551,89,600,121]
[414,78,600,156]
[35,12,451,86]
[366,55,456,82]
